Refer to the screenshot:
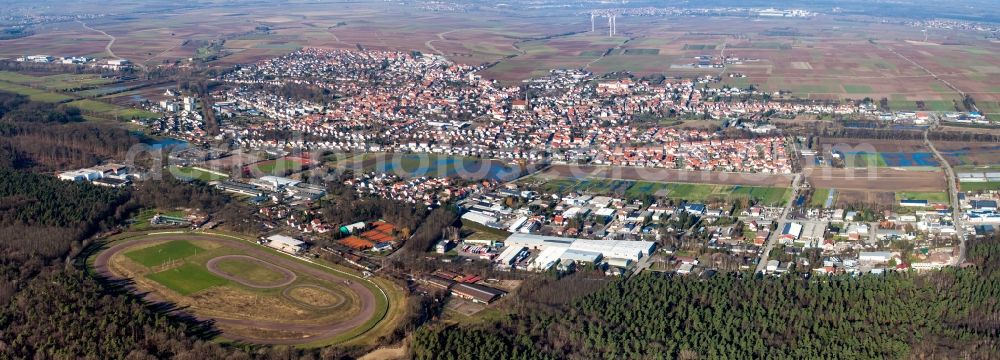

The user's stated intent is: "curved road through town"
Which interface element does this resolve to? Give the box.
[93,233,380,345]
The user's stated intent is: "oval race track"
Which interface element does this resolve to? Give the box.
[205,255,298,288]
[92,233,379,345]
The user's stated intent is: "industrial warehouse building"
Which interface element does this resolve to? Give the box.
[503,234,655,271]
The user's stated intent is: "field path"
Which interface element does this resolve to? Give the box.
[93,233,380,345]
[425,29,461,56]
[78,20,148,72]
[77,20,120,60]
[885,45,966,101]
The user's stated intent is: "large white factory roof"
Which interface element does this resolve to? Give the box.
[504,233,655,261]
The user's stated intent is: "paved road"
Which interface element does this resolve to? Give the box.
[924,129,967,264]
[93,233,379,345]
[755,173,803,273]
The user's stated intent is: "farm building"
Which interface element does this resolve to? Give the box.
[450,283,506,304]
[422,275,456,291]
[266,234,306,254]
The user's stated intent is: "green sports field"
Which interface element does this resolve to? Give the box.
[124,240,204,267]
[168,166,229,182]
[147,262,227,295]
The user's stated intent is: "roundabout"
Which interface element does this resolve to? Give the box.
[91,232,387,345]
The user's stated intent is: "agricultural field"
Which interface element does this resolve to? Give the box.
[806,167,947,207]
[245,156,314,176]
[820,138,941,168]
[959,182,1000,192]
[806,168,946,192]
[540,164,795,187]
[0,80,72,102]
[0,3,996,104]
[894,191,949,204]
[529,177,791,206]
[93,233,396,346]
[330,153,524,181]
[0,71,113,91]
[808,188,836,208]
[932,141,1000,167]
[67,99,160,120]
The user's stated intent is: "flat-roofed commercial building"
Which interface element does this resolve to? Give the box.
[504,233,655,261]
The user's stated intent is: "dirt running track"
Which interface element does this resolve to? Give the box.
[93,234,378,345]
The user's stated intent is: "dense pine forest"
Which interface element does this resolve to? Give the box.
[413,236,1000,359]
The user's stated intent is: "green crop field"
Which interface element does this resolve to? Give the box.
[843,152,888,168]
[67,99,120,113]
[843,84,873,94]
[0,81,72,102]
[960,181,1000,192]
[0,71,113,90]
[213,257,288,284]
[895,191,949,204]
[534,178,790,205]
[147,263,228,295]
[125,240,205,267]
[623,48,659,55]
[809,188,833,208]
[683,44,716,50]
